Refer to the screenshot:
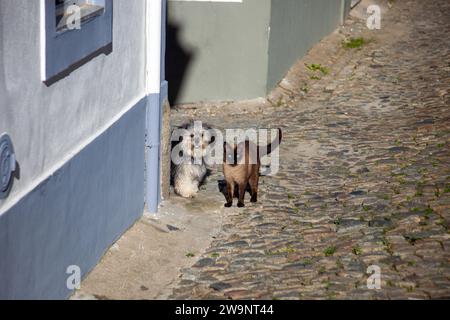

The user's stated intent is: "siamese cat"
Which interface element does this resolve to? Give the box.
[223,129,282,208]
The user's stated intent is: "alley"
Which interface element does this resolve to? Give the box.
[167,0,450,299]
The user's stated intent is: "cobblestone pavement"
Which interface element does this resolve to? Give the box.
[168,0,450,299]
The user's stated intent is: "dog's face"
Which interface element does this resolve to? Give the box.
[177,121,215,158]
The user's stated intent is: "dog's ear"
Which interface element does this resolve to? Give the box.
[212,128,223,144]
[179,120,195,130]
[202,123,212,130]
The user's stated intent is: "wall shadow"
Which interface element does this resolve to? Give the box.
[165,22,194,106]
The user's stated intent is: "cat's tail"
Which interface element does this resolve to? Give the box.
[258,128,282,158]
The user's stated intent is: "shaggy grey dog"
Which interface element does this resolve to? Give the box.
[171,121,216,198]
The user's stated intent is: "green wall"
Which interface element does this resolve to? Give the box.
[167,0,349,104]
[167,0,271,104]
[267,0,343,91]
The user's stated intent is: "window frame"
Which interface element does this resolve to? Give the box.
[40,0,113,84]
[55,0,106,33]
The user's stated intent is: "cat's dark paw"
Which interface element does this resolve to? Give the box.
[237,202,245,208]
[224,202,233,208]
[250,196,258,203]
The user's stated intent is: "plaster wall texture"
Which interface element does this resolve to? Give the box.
[0,0,147,214]
[0,98,146,299]
[267,0,343,91]
[167,0,271,104]
[167,0,349,104]
[0,0,155,299]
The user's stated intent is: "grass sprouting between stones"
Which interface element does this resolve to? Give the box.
[343,37,367,49]
[305,63,330,75]
[324,246,337,257]
[352,245,362,256]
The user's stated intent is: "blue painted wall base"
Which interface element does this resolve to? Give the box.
[0,98,146,299]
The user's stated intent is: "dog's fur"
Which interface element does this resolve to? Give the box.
[223,129,282,207]
[171,121,214,198]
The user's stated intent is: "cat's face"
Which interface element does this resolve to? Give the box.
[223,142,245,166]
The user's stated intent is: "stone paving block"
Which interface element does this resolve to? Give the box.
[168,0,450,300]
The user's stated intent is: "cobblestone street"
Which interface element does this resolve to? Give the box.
[167,0,450,299]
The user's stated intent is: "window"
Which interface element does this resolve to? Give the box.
[41,0,113,84]
[55,0,106,33]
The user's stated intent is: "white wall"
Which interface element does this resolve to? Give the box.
[0,0,147,214]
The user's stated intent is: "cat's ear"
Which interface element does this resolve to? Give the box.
[277,128,283,143]
[223,142,229,162]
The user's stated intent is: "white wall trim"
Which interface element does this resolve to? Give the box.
[145,0,162,94]
[39,0,47,81]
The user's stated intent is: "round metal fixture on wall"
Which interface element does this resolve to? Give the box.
[0,133,16,199]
